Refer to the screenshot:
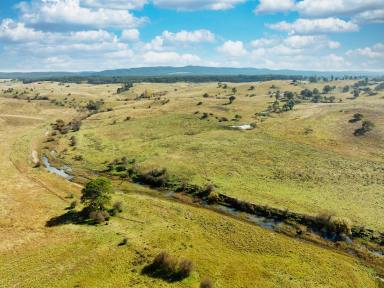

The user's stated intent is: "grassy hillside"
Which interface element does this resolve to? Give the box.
[25,79,383,230]
[0,100,378,287]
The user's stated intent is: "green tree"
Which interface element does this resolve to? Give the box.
[81,177,114,211]
[323,85,332,94]
[228,95,236,104]
[287,99,295,110]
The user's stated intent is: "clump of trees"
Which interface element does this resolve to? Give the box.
[349,113,364,123]
[86,100,103,111]
[299,88,336,103]
[52,119,82,134]
[134,168,170,188]
[116,82,133,94]
[143,251,193,282]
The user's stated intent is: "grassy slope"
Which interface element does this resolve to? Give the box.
[42,80,384,230]
[0,97,379,288]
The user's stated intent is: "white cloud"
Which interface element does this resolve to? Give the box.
[152,0,245,11]
[353,9,384,23]
[283,35,340,49]
[142,51,201,65]
[161,29,215,43]
[0,19,44,42]
[346,43,384,59]
[296,0,383,18]
[81,0,148,10]
[255,0,384,24]
[17,0,146,29]
[217,40,247,57]
[268,18,359,34]
[121,29,140,42]
[255,0,295,14]
[143,29,215,51]
[251,38,279,48]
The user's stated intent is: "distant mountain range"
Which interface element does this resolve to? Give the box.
[0,66,383,79]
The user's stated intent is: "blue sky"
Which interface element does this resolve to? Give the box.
[0,0,383,71]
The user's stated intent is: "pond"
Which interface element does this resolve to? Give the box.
[230,124,254,130]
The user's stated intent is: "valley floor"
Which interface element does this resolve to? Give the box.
[0,98,381,287]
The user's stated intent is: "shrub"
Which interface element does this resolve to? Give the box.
[119,237,128,246]
[110,201,123,216]
[207,191,220,204]
[178,259,193,278]
[200,113,209,120]
[144,252,193,281]
[330,216,352,236]
[69,200,78,210]
[89,210,109,224]
[136,168,169,187]
[69,136,77,147]
[153,251,178,275]
[349,113,363,123]
[73,155,83,161]
[200,278,214,288]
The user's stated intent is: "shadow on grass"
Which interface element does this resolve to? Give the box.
[141,264,183,283]
[46,210,90,227]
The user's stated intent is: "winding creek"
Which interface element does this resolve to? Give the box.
[43,156,73,180]
[42,156,383,261]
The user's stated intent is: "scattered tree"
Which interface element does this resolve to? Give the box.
[228,95,236,104]
[81,177,114,212]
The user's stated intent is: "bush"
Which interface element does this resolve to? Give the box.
[349,113,363,123]
[178,259,193,278]
[119,237,128,246]
[110,201,123,216]
[207,191,220,204]
[136,168,169,187]
[69,136,77,147]
[69,200,78,210]
[89,210,109,224]
[144,252,193,281]
[73,155,83,161]
[153,251,178,275]
[330,216,352,236]
[200,278,214,288]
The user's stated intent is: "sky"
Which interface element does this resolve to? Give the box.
[0,0,383,72]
